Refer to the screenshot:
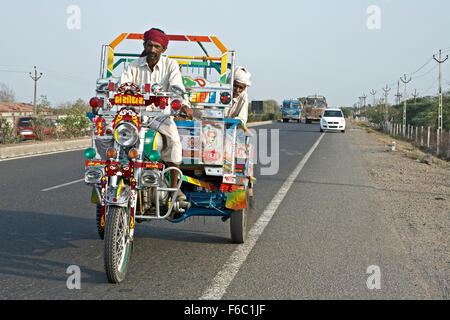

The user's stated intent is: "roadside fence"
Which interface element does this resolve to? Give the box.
[374,121,450,161]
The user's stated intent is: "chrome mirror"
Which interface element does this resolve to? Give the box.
[96,78,112,93]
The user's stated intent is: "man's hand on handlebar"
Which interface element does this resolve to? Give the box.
[174,105,193,121]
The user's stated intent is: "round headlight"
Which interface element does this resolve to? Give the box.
[85,167,103,183]
[114,122,138,147]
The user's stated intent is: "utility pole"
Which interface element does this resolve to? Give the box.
[359,94,367,121]
[412,89,419,104]
[433,50,448,138]
[370,89,377,107]
[395,81,402,105]
[357,99,362,119]
[400,74,412,137]
[29,66,43,115]
[356,98,361,119]
[382,85,391,122]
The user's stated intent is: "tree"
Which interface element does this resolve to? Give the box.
[341,107,353,118]
[263,100,281,114]
[0,83,16,103]
[366,105,386,128]
[36,95,51,114]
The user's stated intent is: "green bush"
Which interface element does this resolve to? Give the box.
[57,99,91,138]
[388,93,449,130]
[30,117,51,141]
[341,107,353,118]
[0,118,21,144]
[59,108,90,138]
[248,112,280,123]
[247,99,281,123]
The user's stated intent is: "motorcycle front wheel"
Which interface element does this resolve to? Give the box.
[104,206,132,283]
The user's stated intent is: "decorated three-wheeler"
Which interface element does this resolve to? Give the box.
[83,32,255,283]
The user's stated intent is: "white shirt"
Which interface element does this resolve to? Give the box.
[120,56,184,91]
[120,56,188,115]
[227,90,249,124]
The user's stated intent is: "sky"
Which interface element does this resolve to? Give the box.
[1,0,450,108]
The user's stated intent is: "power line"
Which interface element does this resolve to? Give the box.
[420,77,439,96]
[0,69,29,74]
[0,64,34,68]
[0,64,90,83]
[364,47,449,107]
[408,57,433,76]
[413,64,438,79]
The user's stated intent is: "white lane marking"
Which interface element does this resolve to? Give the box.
[41,179,84,192]
[0,147,87,162]
[199,133,325,300]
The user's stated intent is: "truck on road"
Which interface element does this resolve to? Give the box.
[302,95,327,124]
[281,99,303,123]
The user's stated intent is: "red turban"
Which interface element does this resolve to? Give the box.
[143,28,169,48]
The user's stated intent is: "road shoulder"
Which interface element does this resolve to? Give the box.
[347,121,450,299]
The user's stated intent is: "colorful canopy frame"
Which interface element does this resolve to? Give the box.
[105,33,230,84]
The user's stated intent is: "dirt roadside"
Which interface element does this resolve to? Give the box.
[347,120,449,299]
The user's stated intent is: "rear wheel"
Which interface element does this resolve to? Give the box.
[104,206,132,283]
[230,188,250,244]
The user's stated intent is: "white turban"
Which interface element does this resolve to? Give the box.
[233,66,252,87]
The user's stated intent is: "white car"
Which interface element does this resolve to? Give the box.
[320,108,346,133]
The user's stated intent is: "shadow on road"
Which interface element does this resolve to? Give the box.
[134,222,231,244]
[0,210,105,284]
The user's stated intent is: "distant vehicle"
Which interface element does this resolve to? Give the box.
[320,108,346,133]
[16,116,56,139]
[281,99,303,123]
[303,95,328,124]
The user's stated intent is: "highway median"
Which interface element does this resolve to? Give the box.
[0,137,91,160]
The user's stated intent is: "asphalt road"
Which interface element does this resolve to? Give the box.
[0,121,432,300]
